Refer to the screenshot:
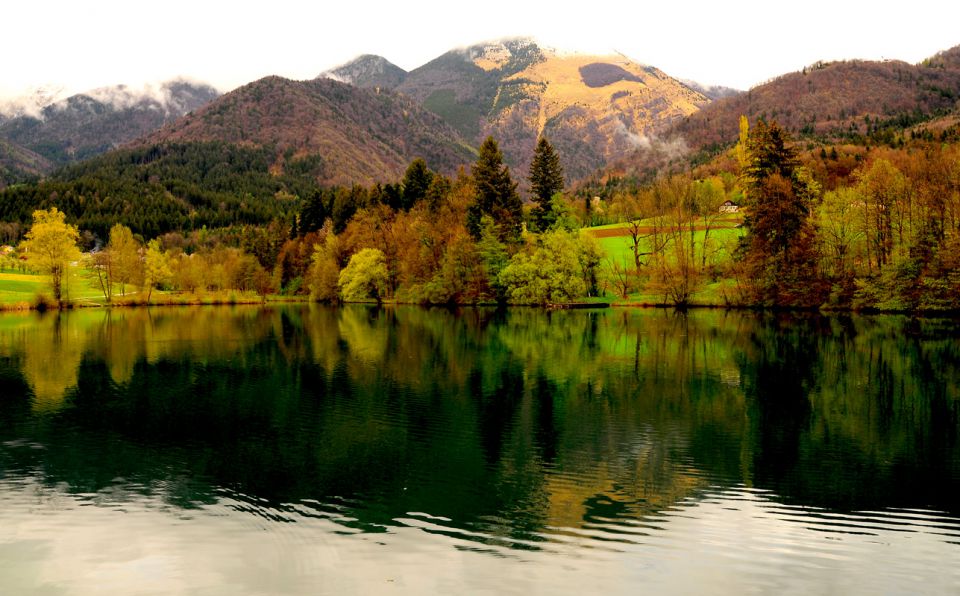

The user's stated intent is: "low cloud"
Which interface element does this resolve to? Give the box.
[0,85,68,119]
[613,117,688,161]
[2,78,218,121]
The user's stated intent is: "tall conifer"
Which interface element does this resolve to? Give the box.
[468,137,522,241]
[528,136,564,231]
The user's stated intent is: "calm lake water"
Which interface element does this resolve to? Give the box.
[0,305,958,594]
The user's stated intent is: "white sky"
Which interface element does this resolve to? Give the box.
[2,0,959,99]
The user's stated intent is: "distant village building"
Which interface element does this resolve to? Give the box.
[719,200,740,214]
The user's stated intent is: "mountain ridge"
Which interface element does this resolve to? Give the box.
[138,75,476,186]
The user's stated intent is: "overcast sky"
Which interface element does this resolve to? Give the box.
[3,0,959,99]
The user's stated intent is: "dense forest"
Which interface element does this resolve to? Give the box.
[0,142,312,239]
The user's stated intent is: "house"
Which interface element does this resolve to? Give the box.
[719,200,740,214]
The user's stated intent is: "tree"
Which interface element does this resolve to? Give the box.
[529,136,564,231]
[142,239,172,302]
[691,177,727,271]
[467,137,523,242]
[307,232,342,302]
[401,158,434,211]
[108,224,141,296]
[338,248,389,303]
[499,229,594,304]
[90,249,114,303]
[300,189,329,234]
[739,121,825,306]
[856,158,908,269]
[22,207,81,304]
[425,173,452,212]
[816,187,866,278]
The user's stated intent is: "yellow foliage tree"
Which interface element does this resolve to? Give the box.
[143,239,172,301]
[22,208,81,303]
[108,223,142,296]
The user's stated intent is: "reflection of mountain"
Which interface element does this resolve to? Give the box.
[0,306,958,542]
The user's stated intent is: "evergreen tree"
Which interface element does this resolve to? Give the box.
[425,174,452,212]
[740,120,825,306]
[299,189,328,234]
[528,136,564,231]
[467,137,522,242]
[401,158,434,211]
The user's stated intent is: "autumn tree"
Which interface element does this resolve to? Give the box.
[307,232,343,303]
[816,187,866,279]
[856,158,909,270]
[22,207,81,304]
[467,137,523,242]
[528,136,564,231]
[108,223,141,296]
[142,239,171,301]
[338,248,389,303]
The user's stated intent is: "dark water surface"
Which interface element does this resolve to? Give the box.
[1,305,958,594]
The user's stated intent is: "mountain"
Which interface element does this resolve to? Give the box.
[0,80,220,171]
[394,38,708,181]
[321,55,408,90]
[140,75,475,185]
[675,46,960,152]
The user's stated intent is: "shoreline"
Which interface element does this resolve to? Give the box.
[3,295,959,318]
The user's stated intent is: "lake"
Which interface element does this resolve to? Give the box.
[0,305,958,594]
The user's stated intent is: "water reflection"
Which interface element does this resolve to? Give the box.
[0,306,958,593]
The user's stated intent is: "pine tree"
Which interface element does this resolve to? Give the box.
[401,158,434,211]
[740,120,825,306]
[528,136,564,231]
[468,137,522,242]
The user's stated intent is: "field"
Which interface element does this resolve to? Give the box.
[583,215,747,305]
[584,215,745,266]
[0,268,306,309]
[0,269,129,308]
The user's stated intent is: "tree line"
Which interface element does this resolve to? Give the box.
[10,118,960,311]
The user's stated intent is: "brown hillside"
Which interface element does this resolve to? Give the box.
[141,76,475,186]
[675,47,960,151]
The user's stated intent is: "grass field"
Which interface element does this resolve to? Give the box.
[584,216,746,268]
[0,269,135,308]
[583,216,747,306]
[0,269,306,309]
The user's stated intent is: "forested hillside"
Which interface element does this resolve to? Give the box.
[0,142,310,239]
[675,46,960,153]
[141,76,476,186]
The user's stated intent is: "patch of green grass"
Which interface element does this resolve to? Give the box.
[590,226,745,267]
[0,272,46,303]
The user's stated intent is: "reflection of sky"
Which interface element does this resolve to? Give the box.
[1,479,957,595]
